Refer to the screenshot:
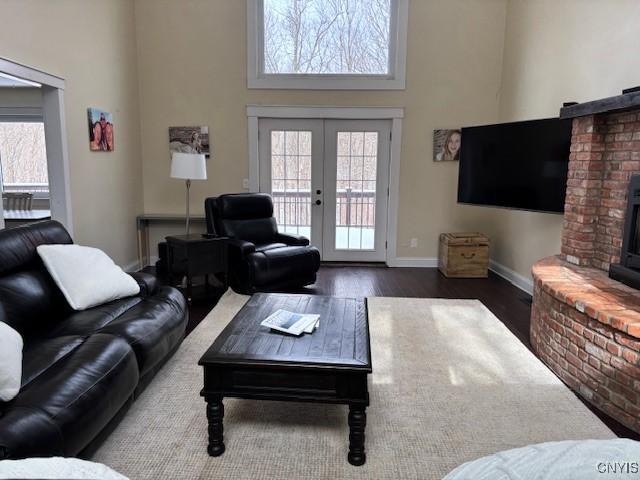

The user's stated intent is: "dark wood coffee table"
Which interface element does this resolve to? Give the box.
[198,292,372,466]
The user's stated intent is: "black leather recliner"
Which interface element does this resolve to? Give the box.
[0,220,188,459]
[205,193,321,294]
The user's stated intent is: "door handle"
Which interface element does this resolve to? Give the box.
[315,200,322,206]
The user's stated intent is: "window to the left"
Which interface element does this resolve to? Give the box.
[0,120,49,201]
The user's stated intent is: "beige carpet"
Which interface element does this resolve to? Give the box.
[92,291,614,479]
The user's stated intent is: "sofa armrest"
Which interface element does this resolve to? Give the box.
[227,238,256,257]
[274,233,310,246]
[129,272,159,297]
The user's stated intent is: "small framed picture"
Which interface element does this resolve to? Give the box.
[169,126,210,157]
[87,108,114,152]
[433,129,461,161]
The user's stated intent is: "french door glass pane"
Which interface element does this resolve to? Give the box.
[271,130,312,239]
[335,131,377,250]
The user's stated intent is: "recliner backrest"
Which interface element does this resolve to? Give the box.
[0,221,73,338]
[205,193,278,245]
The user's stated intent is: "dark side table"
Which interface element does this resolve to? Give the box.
[165,234,228,302]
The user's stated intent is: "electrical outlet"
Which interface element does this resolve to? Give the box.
[242,178,250,189]
[410,238,418,248]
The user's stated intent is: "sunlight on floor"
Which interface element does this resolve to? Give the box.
[371,309,394,385]
[429,304,559,387]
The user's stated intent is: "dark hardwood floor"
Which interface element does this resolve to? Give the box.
[146,264,639,441]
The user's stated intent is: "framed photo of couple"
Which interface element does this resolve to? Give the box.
[87,108,114,152]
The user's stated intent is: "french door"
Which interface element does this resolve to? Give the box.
[258,118,391,262]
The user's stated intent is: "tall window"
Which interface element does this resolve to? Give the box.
[0,121,49,198]
[248,0,408,89]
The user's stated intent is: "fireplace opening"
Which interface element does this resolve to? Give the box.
[633,207,640,256]
[610,175,640,288]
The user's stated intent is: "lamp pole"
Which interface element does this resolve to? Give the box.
[185,178,191,235]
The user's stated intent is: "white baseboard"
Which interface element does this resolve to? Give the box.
[488,259,533,296]
[128,251,533,296]
[386,256,533,296]
[387,256,438,268]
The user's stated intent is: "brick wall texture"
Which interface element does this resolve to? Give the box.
[535,110,640,433]
[561,109,640,270]
[531,282,640,432]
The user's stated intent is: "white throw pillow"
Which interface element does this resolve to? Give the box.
[37,244,140,311]
[0,322,23,402]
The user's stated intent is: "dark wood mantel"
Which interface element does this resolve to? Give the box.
[560,88,640,119]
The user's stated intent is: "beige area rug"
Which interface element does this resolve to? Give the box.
[93,291,614,479]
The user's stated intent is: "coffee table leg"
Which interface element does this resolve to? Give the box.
[206,396,225,456]
[348,405,367,466]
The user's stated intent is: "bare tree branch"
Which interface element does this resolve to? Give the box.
[263,0,391,75]
[0,123,49,186]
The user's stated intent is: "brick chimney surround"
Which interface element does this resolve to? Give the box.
[531,89,640,433]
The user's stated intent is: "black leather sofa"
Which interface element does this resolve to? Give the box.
[205,193,321,294]
[0,221,188,459]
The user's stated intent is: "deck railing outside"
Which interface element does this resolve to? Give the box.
[3,182,49,194]
[272,189,375,228]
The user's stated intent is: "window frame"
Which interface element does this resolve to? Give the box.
[247,0,408,90]
[0,109,50,200]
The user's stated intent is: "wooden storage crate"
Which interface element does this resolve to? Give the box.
[438,232,489,278]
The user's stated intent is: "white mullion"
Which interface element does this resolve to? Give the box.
[360,132,366,249]
[283,130,288,230]
[295,131,300,235]
[348,132,353,249]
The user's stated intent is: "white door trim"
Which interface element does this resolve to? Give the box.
[42,86,73,234]
[386,118,403,267]
[247,105,403,266]
[247,105,404,120]
[0,58,65,90]
[0,57,73,234]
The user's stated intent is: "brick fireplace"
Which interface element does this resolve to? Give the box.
[531,90,640,433]
[561,111,640,270]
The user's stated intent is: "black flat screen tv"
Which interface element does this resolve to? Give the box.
[457,117,572,213]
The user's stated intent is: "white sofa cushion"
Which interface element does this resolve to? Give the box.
[444,439,640,479]
[0,457,127,479]
[0,321,23,402]
[37,244,140,311]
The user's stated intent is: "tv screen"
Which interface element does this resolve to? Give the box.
[457,118,572,213]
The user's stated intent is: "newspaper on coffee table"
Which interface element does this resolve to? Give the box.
[261,309,320,336]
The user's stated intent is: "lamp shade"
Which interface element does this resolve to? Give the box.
[170,152,207,180]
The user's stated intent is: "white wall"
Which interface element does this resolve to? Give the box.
[477,0,640,285]
[3,0,638,279]
[0,0,144,268]
[135,0,508,262]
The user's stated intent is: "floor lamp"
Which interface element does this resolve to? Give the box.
[170,152,207,235]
